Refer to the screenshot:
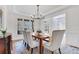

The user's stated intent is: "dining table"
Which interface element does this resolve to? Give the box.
[32,32,50,54]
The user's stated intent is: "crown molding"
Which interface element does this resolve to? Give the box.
[43,6,72,17]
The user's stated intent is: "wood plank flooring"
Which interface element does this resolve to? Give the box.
[11,40,79,54]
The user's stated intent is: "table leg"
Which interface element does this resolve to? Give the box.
[39,39,43,54]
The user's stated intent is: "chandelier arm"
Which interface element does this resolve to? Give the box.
[31,5,45,20]
[37,5,40,18]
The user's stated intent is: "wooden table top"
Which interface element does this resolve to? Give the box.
[32,32,50,42]
[32,33,49,39]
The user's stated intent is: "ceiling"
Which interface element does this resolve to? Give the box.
[13,5,63,16]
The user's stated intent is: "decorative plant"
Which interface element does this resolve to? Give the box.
[0,26,7,37]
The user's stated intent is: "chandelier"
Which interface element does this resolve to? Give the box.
[31,5,45,20]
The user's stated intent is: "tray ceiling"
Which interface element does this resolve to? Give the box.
[13,5,62,16]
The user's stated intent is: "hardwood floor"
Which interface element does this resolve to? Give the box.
[11,40,79,54]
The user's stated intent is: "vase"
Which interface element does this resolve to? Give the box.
[1,30,6,38]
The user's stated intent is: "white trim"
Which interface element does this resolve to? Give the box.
[43,6,71,17]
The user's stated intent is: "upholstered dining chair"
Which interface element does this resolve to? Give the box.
[43,30,65,54]
[23,31,27,46]
[23,30,32,51]
[26,31,39,54]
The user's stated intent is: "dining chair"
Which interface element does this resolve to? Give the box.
[23,30,30,50]
[43,30,65,54]
[26,31,39,54]
[23,31,27,46]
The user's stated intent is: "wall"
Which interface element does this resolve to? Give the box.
[66,6,79,47]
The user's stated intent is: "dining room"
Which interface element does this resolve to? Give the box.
[0,5,79,54]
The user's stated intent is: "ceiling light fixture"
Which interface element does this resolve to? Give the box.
[31,5,45,20]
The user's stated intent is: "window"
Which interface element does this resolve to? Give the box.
[17,18,33,34]
[53,14,66,30]
[24,19,32,31]
[41,19,50,33]
[43,21,49,33]
[17,18,23,34]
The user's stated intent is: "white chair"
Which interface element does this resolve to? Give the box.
[26,31,39,54]
[23,31,27,45]
[23,30,30,50]
[43,30,65,54]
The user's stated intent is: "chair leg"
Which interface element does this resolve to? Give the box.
[27,44,30,50]
[58,48,61,54]
[51,51,54,54]
[23,40,26,47]
[24,42,26,46]
[31,48,33,54]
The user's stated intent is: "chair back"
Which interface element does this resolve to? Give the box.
[26,31,33,48]
[23,30,27,43]
[50,30,65,50]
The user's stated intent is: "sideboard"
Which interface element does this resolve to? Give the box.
[0,33,12,54]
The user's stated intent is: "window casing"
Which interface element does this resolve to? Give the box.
[53,14,66,30]
[17,18,34,34]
